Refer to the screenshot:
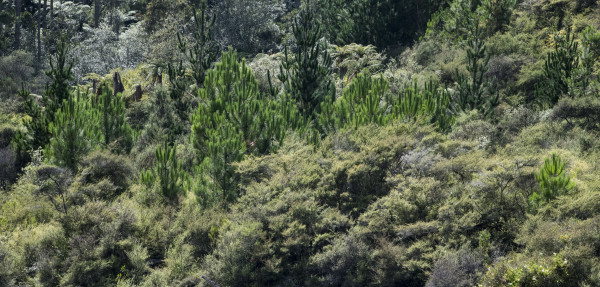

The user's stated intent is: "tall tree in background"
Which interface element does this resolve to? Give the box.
[94,0,100,28]
[42,0,47,30]
[45,35,74,124]
[279,0,334,118]
[36,0,41,73]
[13,0,20,50]
[170,2,216,90]
[94,85,134,154]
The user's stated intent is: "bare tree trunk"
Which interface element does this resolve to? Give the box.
[13,0,21,50]
[0,1,3,39]
[43,0,47,31]
[94,0,101,28]
[49,0,53,24]
[37,0,42,73]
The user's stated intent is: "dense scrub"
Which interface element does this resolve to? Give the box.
[2,0,600,286]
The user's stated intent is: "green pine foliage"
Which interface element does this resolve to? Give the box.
[11,36,75,169]
[279,0,335,118]
[45,90,102,172]
[44,35,75,126]
[453,24,499,117]
[191,49,304,202]
[319,72,454,132]
[140,140,186,202]
[191,50,303,201]
[94,85,133,154]
[6,1,600,286]
[536,28,580,107]
[318,72,388,131]
[529,153,574,207]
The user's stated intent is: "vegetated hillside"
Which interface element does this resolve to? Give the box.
[2,0,600,286]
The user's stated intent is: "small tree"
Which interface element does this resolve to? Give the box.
[140,140,186,202]
[191,49,302,202]
[535,28,580,107]
[318,72,388,131]
[45,35,75,123]
[33,165,72,215]
[279,0,335,118]
[12,36,74,168]
[169,3,217,91]
[94,85,133,154]
[453,23,498,117]
[45,91,101,172]
[529,153,574,208]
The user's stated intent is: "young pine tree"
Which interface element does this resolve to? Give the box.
[279,0,335,119]
[45,35,75,124]
[529,153,574,207]
[535,28,580,107]
[12,37,74,169]
[191,49,301,202]
[94,85,133,154]
[453,23,498,117]
[45,91,101,172]
[140,140,187,202]
[318,72,388,131]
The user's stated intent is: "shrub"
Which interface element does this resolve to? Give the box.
[77,151,135,200]
[551,96,600,129]
[426,248,484,287]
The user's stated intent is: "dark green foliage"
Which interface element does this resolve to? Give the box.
[319,0,446,47]
[12,37,74,170]
[59,201,137,287]
[319,73,454,132]
[94,85,133,154]
[453,25,499,117]
[169,3,216,90]
[45,90,101,172]
[314,0,353,45]
[425,0,517,42]
[44,35,75,124]
[7,1,600,286]
[141,140,186,202]
[191,49,303,203]
[32,165,72,215]
[551,96,600,129]
[77,151,135,200]
[279,0,334,118]
[12,86,46,169]
[135,87,184,147]
[536,28,580,106]
[529,153,573,207]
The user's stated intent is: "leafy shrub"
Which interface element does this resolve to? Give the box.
[59,201,137,287]
[551,96,600,129]
[211,0,283,54]
[426,248,484,287]
[481,253,572,287]
[77,150,135,199]
[0,50,35,98]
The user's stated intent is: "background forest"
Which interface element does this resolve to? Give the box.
[2,0,600,286]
